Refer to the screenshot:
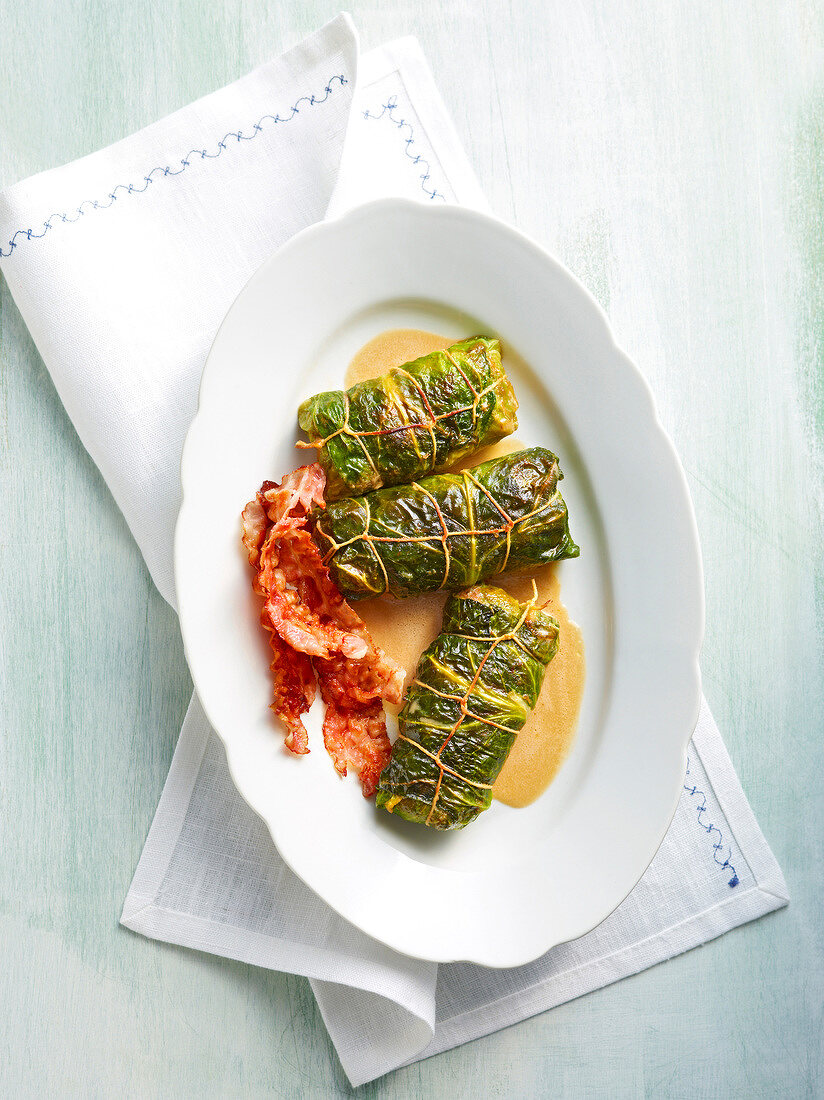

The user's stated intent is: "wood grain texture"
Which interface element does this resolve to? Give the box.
[1,1,822,1096]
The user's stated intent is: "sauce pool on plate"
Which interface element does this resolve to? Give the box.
[344,328,586,808]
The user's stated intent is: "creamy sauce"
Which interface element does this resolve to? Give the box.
[344,328,585,808]
[490,564,585,807]
[344,328,454,388]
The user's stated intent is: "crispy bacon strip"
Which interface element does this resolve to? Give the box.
[267,630,315,755]
[318,691,391,800]
[267,534,368,659]
[242,467,325,556]
[240,498,268,567]
[314,650,404,711]
[318,643,404,796]
[244,467,367,660]
[314,650,402,796]
[242,464,405,795]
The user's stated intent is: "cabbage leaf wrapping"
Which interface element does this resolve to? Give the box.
[376,585,559,829]
[297,337,518,500]
[312,447,579,600]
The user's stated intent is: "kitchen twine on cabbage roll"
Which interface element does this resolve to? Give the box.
[394,582,546,824]
[296,348,510,483]
[318,469,566,594]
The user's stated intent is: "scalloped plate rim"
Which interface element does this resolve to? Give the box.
[175,198,704,967]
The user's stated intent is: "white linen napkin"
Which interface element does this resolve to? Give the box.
[0,15,788,1088]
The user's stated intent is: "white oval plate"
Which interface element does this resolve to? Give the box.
[176,199,703,967]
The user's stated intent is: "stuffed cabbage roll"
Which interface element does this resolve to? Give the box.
[297,337,518,500]
[376,585,559,829]
[312,447,579,600]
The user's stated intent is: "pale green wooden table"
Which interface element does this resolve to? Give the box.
[1,2,822,1096]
